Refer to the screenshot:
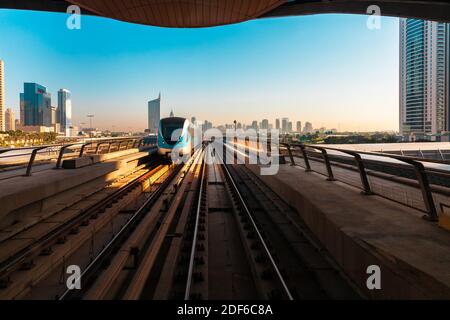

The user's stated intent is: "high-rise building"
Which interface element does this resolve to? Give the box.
[58,89,72,134]
[251,120,258,130]
[287,121,293,133]
[296,121,302,133]
[19,93,24,125]
[5,108,15,131]
[400,19,450,140]
[304,121,313,133]
[261,119,269,130]
[22,83,51,126]
[275,119,280,130]
[148,93,161,134]
[281,118,288,134]
[0,60,5,131]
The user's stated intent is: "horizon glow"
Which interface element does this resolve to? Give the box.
[0,10,399,132]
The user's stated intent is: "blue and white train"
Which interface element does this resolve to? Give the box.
[157,117,192,157]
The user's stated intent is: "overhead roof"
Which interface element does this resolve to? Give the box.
[0,0,449,27]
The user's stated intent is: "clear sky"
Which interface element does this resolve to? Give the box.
[0,9,399,132]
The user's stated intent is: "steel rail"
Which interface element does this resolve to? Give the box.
[184,150,207,300]
[217,149,294,300]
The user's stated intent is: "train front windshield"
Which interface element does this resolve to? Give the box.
[160,118,185,145]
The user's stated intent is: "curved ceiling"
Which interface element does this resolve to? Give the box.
[66,0,287,28]
[1,0,450,26]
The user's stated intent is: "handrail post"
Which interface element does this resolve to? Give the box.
[79,143,89,157]
[256,134,260,163]
[299,145,311,172]
[320,149,335,181]
[286,144,295,166]
[55,144,75,169]
[25,147,45,176]
[95,143,103,154]
[353,153,373,195]
[410,160,438,221]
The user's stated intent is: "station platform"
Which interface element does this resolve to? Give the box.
[247,163,450,299]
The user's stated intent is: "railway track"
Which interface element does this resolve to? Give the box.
[0,142,361,300]
[78,147,205,299]
[0,158,173,298]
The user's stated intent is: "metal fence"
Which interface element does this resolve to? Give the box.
[0,137,155,177]
[280,143,450,222]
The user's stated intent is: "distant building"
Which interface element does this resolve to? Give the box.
[281,118,288,134]
[296,121,302,133]
[191,116,196,125]
[204,120,213,131]
[287,121,292,133]
[261,119,269,130]
[58,89,72,134]
[304,121,313,133]
[169,109,174,117]
[15,124,55,133]
[251,120,258,130]
[0,60,4,131]
[19,93,24,125]
[275,119,280,130]
[400,19,450,140]
[148,93,161,134]
[5,108,15,131]
[43,105,57,127]
[22,83,51,126]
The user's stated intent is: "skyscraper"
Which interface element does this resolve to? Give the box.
[148,93,161,134]
[275,119,280,130]
[296,121,302,133]
[0,60,4,131]
[5,108,15,131]
[19,93,24,125]
[400,19,450,140]
[58,89,72,133]
[22,83,51,126]
[261,119,269,130]
[304,122,313,133]
[281,118,288,134]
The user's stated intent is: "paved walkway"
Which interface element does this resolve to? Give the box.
[291,156,450,216]
[249,163,450,299]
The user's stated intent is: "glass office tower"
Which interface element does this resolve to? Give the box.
[400,19,450,140]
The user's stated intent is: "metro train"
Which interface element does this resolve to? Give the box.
[157,117,193,157]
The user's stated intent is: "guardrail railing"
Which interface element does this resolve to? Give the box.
[280,143,450,222]
[0,137,155,177]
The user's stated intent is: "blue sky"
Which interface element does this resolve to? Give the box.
[0,10,399,132]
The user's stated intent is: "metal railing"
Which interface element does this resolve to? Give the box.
[280,143,450,222]
[0,137,154,177]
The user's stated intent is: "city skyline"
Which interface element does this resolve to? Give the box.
[0,10,399,132]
